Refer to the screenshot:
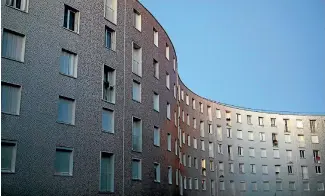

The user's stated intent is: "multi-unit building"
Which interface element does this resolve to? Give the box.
[1,0,324,195]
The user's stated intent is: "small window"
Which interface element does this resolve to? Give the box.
[104,0,117,24]
[173,84,177,98]
[132,117,142,152]
[258,117,264,126]
[271,118,276,127]
[154,163,160,182]
[186,95,189,105]
[166,72,170,89]
[193,138,197,149]
[173,58,176,71]
[187,114,190,126]
[103,65,116,103]
[188,178,192,189]
[192,99,196,110]
[193,118,197,129]
[311,135,319,144]
[202,179,206,190]
[263,181,270,191]
[153,59,159,79]
[273,149,280,158]
[287,150,293,162]
[238,146,244,156]
[167,133,171,151]
[153,126,160,147]
[276,181,282,191]
[175,169,179,185]
[236,113,242,123]
[227,128,232,138]
[216,109,221,118]
[166,102,171,120]
[217,126,222,141]
[288,165,293,174]
[6,0,28,11]
[133,9,141,31]
[153,92,159,112]
[296,119,303,128]
[2,29,25,62]
[248,131,254,141]
[300,150,305,159]
[100,152,114,192]
[261,148,267,158]
[229,163,234,173]
[217,143,223,154]
[199,102,203,113]
[310,120,316,133]
[132,159,141,180]
[60,49,78,77]
[194,178,199,190]
[208,124,212,134]
[132,80,141,102]
[201,140,205,151]
[317,182,324,191]
[259,132,266,141]
[302,166,309,179]
[1,141,17,173]
[315,166,322,174]
[237,130,243,139]
[219,181,225,191]
[187,135,191,146]
[239,163,245,173]
[209,142,214,158]
[252,182,257,191]
[132,42,142,76]
[105,27,116,51]
[208,106,212,121]
[153,28,158,46]
[1,82,22,115]
[102,108,114,133]
[284,134,291,143]
[303,181,310,191]
[200,121,204,137]
[209,160,214,171]
[249,147,255,157]
[168,166,172,184]
[247,115,252,124]
[284,119,289,132]
[57,96,75,125]
[240,181,246,191]
[289,181,295,191]
[262,165,268,174]
[55,147,73,176]
[165,43,169,60]
[63,5,79,32]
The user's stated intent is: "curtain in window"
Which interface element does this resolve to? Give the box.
[2,31,24,61]
[102,110,113,132]
[60,51,76,76]
[58,98,74,124]
[1,84,21,115]
[1,144,13,170]
[55,150,71,174]
[100,155,113,192]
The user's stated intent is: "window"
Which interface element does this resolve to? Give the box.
[6,0,28,11]
[248,131,254,141]
[102,109,114,133]
[182,132,185,144]
[300,150,305,158]
[194,157,198,169]
[55,147,73,176]
[259,132,266,141]
[220,181,225,191]
[201,159,206,176]
[317,182,324,191]
[194,178,199,190]
[261,148,267,158]
[209,142,214,158]
[247,115,252,124]
[153,92,159,112]
[173,84,177,98]
[132,42,142,76]
[165,43,169,60]
[166,72,170,89]
[228,145,233,160]
[226,111,231,120]
[193,138,197,149]
[199,102,203,113]
[176,169,179,185]
[1,82,21,115]
[183,176,187,189]
[262,165,268,174]
[105,27,116,50]
[167,166,172,184]
[284,119,289,132]
[104,0,117,23]
[311,135,319,143]
[258,117,264,126]
[2,29,25,62]
[230,181,235,195]
[175,140,178,155]
[218,162,224,176]
[236,113,242,123]
[208,124,212,134]
[193,118,197,129]
[173,58,176,71]
[174,111,177,126]
[187,114,190,126]
[188,178,192,189]
[296,119,303,128]
[209,160,214,171]
[250,164,256,174]
[271,118,276,127]
[167,133,171,151]
[133,9,141,31]
[153,126,160,147]
[273,149,280,158]
[316,166,321,174]
[288,165,293,174]
[132,159,141,180]
[153,163,160,182]
[201,140,205,151]
[238,146,244,156]
[200,121,204,137]
[182,111,184,122]
[298,134,305,147]
[284,134,291,143]
[275,165,281,176]
[188,155,192,167]
[263,181,270,191]
[302,166,308,179]
[272,133,279,147]
[313,150,320,163]
[153,28,158,46]
[237,130,243,139]
[132,80,141,102]
[239,163,245,173]
[229,163,234,173]
[103,65,116,103]
[240,181,246,191]
[100,152,114,192]
[208,106,212,121]
[63,5,79,32]
[186,95,189,105]
[1,141,17,173]
[60,49,78,77]
[202,179,207,190]
[187,135,191,146]
[252,182,257,191]
[249,147,255,157]
[289,181,295,191]
[310,120,316,133]
[58,96,75,125]
[286,150,292,162]
[227,128,232,138]
[180,90,184,100]
[132,117,142,152]
[217,126,222,141]
[276,181,282,191]
[211,180,215,195]
[303,181,309,191]
[216,109,221,118]
[192,99,196,110]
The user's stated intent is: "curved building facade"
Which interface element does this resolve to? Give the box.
[1,0,324,195]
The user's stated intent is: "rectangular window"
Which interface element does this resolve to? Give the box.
[287,150,292,162]
[104,0,117,23]
[165,43,169,60]
[176,169,179,185]
[132,117,142,152]
[167,102,171,120]
[188,178,192,189]
[272,133,279,147]
[261,148,267,158]
[248,131,254,140]
[153,28,158,46]
[193,138,197,149]
[208,106,212,121]
[105,26,116,50]
[60,49,78,77]
[1,82,21,115]
[199,102,203,113]
[303,182,309,191]
[259,132,266,141]
[289,181,295,191]
[183,176,187,189]
[288,165,293,174]
[187,135,191,146]
[168,166,172,184]
[218,162,224,176]
[217,126,222,141]
[310,120,316,133]
[211,180,215,195]
[285,134,291,143]
[182,111,184,122]
[247,115,252,124]
[239,163,245,173]
[181,90,184,100]
[238,146,244,156]
[317,182,324,191]
[154,163,160,182]
[216,109,221,118]
[296,119,303,128]
[182,132,185,144]
[132,42,142,76]
[186,95,189,105]
[313,150,320,163]
[201,140,205,151]
[271,118,276,127]
[252,182,257,191]
[263,181,270,191]
[102,109,114,133]
[6,0,28,11]
[273,149,280,158]
[132,80,141,102]
[258,117,264,126]
[237,130,243,139]
[208,124,212,134]
[316,166,321,174]
[209,160,214,171]
[284,119,289,132]
[227,128,232,138]
[100,152,114,192]
[173,84,177,98]
[249,147,255,157]
[166,72,170,89]
[228,145,233,160]
[262,165,268,174]
[200,121,205,137]
[63,5,79,32]
[167,133,171,151]
[229,163,234,173]
[201,159,206,176]
[275,165,281,176]
[188,155,191,167]
[187,114,190,126]
[226,111,231,120]
[236,113,242,123]
[103,65,116,103]
[230,181,235,195]
[133,9,141,31]
[311,135,319,143]
[240,181,246,191]
[209,142,214,158]
[300,150,305,158]
[194,178,199,190]
[2,29,25,62]
[173,58,176,71]
[174,111,177,126]
[153,92,159,112]
[276,181,282,191]
[55,147,73,176]
[1,141,17,173]
[132,159,141,180]
[153,126,160,147]
[302,166,308,179]
[58,96,75,125]
[194,157,198,169]
[193,118,197,129]
[202,179,206,190]
[220,181,225,191]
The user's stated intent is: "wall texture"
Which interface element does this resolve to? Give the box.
[1,0,324,196]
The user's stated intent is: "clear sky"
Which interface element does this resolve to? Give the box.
[140,0,325,114]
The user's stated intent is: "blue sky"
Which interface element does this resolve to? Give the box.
[140,0,325,114]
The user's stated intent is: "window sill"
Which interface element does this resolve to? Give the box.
[132,179,142,181]
[105,46,116,52]
[104,17,117,26]
[5,5,28,13]
[57,121,75,126]
[154,180,161,183]
[153,144,160,147]
[54,173,73,177]
[131,149,142,153]
[59,72,77,79]
[1,111,20,116]
[102,99,116,105]
[98,191,114,194]
[134,27,142,33]
[102,130,114,134]
[62,27,80,35]
[132,72,142,78]
[1,170,15,174]
[2,56,24,63]
[132,99,141,103]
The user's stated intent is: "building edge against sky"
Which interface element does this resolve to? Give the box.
[1,0,324,196]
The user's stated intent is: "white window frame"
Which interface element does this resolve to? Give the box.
[104,0,117,24]
[63,5,80,33]
[133,9,141,31]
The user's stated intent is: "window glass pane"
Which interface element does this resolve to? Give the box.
[100,153,114,192]
[1,83,21,115]
[58,97,74,124]
[60,50,76,77]
[1,143,15,171]
[2,30,24,61]
[55,149,72,175]
[102,109,113,133]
